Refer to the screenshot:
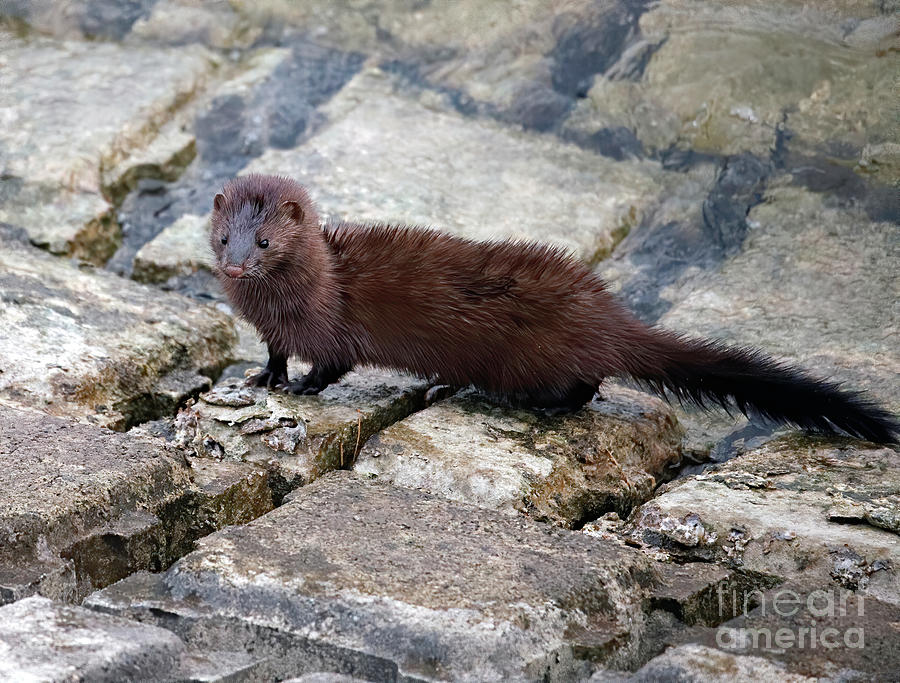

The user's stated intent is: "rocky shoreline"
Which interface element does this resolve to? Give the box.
[1,1,897,680]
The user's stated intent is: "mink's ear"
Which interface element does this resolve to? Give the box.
[281,200,304,223]
[213,193,226,213]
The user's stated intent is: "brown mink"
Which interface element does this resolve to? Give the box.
[210,174,899,444]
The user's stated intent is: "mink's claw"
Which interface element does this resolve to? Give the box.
[246,368,288,389]
[278,376,326,395]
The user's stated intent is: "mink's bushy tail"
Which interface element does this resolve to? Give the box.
[624,329,899,444]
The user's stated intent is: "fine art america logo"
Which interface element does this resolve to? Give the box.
[716,585,865,651]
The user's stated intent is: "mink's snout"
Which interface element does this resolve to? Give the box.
[223,264,245,278]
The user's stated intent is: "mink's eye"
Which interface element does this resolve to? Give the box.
[221,235,228,245]
[258,239,269,249]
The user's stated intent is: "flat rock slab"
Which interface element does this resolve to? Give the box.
[356,386,683,526]
[625,438,900,605]
[229,0,576,55]
[689,582,900,680]
[0,236,236,429]
[0,596,185,682]
[175,370,431,487]
[0,404,274,604]
[132,212,211,283]
[634,2,898,157]
[659,186,899,411]
[628,643,815,682]
[87,471,664,681]
[653,185,900,451]
[0,30,215,262]
[243,67,662,263]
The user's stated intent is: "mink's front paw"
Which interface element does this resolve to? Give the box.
[246,367,288,389]
[278,374,326,395]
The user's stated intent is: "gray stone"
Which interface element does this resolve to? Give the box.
[659,184,899,413]
[356,386,683,527]
[86,471,665,680]
[128,0,258,48]
[175,370,431,489]
[243,67,664,263]
[102,113,197,207]
[0,29,217,263]
[283,676,369,683]
[624,437,900,605]
[687,582,900,680]
[0,404,273,604]
[646,563,779,628]
[132,213,212,283]
[0,235,236,429]
[626,2,899,157]
[602,181,899,456]
[0,596,185,682]
[631,643,814,682]
[228,0,569,56]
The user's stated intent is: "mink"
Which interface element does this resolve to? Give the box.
[209,174,899,445]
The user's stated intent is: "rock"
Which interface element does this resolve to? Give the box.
[0,405,273,604]
[127,0,258,48]
[624,438,900,605]
[175,371,431,489]
[603,182,899,456]
[228,0,574,56]
[659,185,899,413]
[110,42,364,281]
[631,643,815,682]
[0,596,185,682]
[132,213,211,283]
[0,593,264,680]
[2,0,158,40]
[86,471,663,679]
[631,2,898,157]
[856,141,900,185]
[243,67,664,263]
[0,236,236,429]
[102,114,197,207]
[0,30,216,263]
[689,582,900,680]
[356,385,683,527]
[647,563,778,628]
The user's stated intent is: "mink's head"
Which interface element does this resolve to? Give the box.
[210,174,319,281]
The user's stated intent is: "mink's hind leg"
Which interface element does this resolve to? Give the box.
[280,361,352,395]
[247,348,288,388]
[522,381,599,415]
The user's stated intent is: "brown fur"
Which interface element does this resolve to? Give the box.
[210,174,898,444]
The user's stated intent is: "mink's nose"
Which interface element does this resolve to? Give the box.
[223,264,245,278]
